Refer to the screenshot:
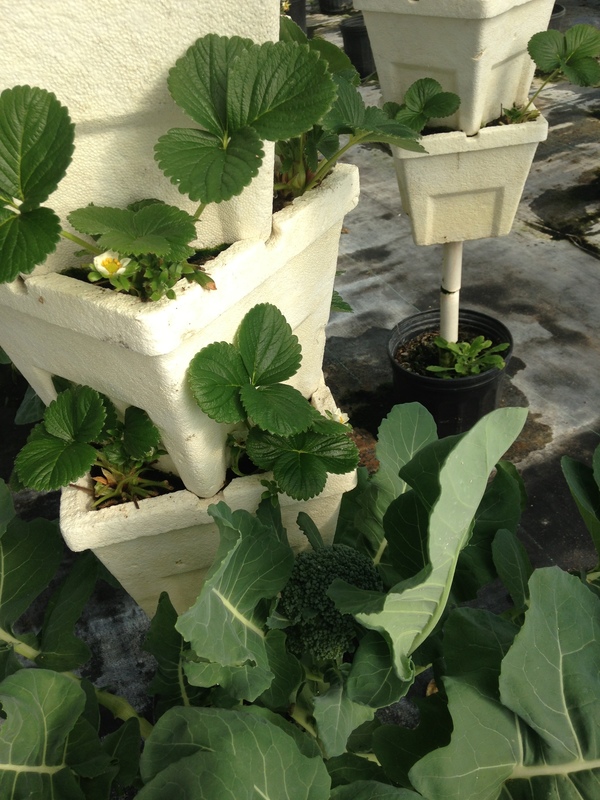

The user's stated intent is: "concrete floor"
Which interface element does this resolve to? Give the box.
[322,0,600,574]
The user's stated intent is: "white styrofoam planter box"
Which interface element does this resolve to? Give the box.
[354,0,554,135]
[0,164,360,498]
[392,114,548,245]
[3,0,281,254]
[60,382,358,616]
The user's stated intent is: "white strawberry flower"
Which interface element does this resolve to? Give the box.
[93,250,131,277]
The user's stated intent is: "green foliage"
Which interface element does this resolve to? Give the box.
[383,78,461,133]
[13,385,169,507]
[426,334,509,377]
[276,16,423,198]
[562,443,600,572]
[188,303,359,500]
[502,24,600,123]
[6,404,600,797]
[277,544,383,663]
[0,85,74,283]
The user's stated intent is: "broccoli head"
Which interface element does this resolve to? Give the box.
[277,543,383,664]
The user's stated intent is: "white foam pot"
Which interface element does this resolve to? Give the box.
[0,164,359,497]
[392,114,548,245]
[59,382,358,616]
[354,0,555,135]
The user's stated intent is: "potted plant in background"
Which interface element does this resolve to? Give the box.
[386,24,600,435]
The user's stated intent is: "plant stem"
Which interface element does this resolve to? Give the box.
[60,230,104,255]
[193,203,206,220]
[0,626,40,661]
[520,69,561,117]
[305,136,359,192]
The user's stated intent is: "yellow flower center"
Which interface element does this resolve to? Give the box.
[100,257,123,275]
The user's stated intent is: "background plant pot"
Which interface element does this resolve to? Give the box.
[388,309,514,437]
[340,14,376,79]
[288,0,307,32]
[354,0,554,135]
[392,113,548,245]
[319,0,353,14]
[549,3,566,30]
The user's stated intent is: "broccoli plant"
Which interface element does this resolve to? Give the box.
[277,537,383,664]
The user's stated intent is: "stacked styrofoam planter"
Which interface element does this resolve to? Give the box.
[60,381,357,616]
[354,0,554,244]
[0,0,360,613]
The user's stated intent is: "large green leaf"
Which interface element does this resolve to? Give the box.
[236,303,302,386]
[0,479,15,536]
[36,552,99,671]
[0,85,74,208]
[259,629,304,712]
[227,40,336,141]
[0,516,62,630]
[168,34,255,136]
[0,669,87,798]
[155,126,264,204]
[330,781,420,799]
[346,631,411,708]
[0,205,62,282]
[138,706,331,799]
[44,385,106,443]
[68,203,196,260]
[330,408,527,682]
[176,503,294,701]
[313,679,375,758]
[411,568,600,798]
[14,428,98,491]
[492,528,533,612]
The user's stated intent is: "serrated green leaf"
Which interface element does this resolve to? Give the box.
[323,76,367,134]
[15,429,98,491]
[279,14,309,45]
[528,28,566,72]
[0,85,74,207]
[227,40,336,140]
[237,303,302,385]
[44,385,106,443]
[176,503,294,701]
[0,205,62,282]
[0,669,86,798]
[68,203,196,260]
[122,406,161,461]
[188,341,249,424]
[36,551,99,670]
[156,125,264,204]
[565,23,600,58]
[138,706,331,798]
[240,383,316,435]
[309,36,360,84]
[562,54,600,86]
[331,289,352,313]
[168,34,255,136]
[403,78,460,120]
[0,516,62,630]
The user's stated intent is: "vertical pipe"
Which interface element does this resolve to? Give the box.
[439,241,463,342]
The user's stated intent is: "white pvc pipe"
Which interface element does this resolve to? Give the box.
[439,241,463,342]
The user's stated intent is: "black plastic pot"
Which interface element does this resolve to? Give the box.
[288,0,307,33]
[388,309,513,438]
[340,14,376,79]
[549,3,566,31]
[319,0,353,15]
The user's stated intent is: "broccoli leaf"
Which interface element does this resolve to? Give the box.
[176,503,294,701]
[314,678,375,758]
